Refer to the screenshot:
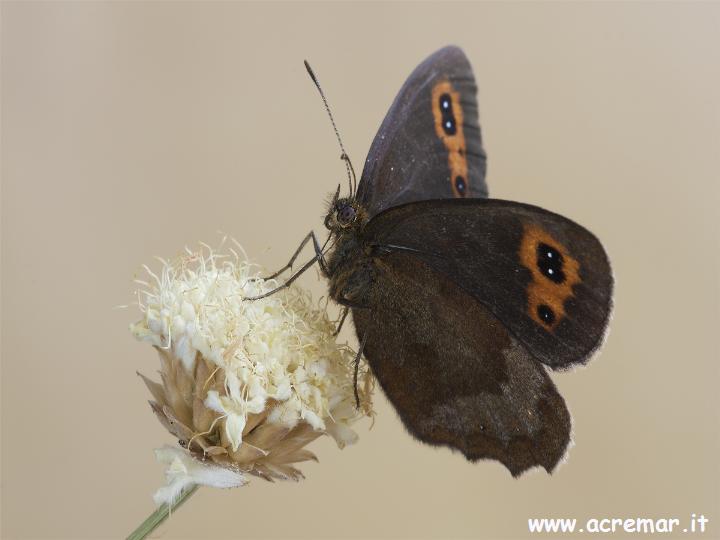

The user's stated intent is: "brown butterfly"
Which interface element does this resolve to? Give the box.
[252,46,613,476]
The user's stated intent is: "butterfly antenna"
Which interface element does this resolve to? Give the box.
[304,60,358,197]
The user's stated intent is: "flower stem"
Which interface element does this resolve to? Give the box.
[126,484,200,540]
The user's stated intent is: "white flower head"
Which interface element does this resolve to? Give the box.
[131,240,373,503]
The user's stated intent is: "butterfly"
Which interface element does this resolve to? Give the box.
[254,46,613,477]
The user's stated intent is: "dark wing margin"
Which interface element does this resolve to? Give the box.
[362,198,614,369]
[352,253,571,476]
[356,46,488,217]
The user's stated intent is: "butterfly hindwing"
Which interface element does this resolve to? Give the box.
[356,46,488,217]
[362,199,613,369]
[351,252,571,476]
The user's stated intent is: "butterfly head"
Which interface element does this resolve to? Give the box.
[324,197,361,231]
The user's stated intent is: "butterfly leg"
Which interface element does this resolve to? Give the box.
[333,307,349,336]
[353,328,369,409]
[314,232,331,277]
[260,230,329,280]
[333,296,371,408]
[244,252,322,300]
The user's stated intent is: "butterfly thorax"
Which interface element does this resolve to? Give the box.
[324,199,374,307]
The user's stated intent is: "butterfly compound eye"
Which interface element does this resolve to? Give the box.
[337,204,356,225]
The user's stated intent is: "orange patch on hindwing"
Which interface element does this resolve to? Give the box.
[519,225,581,330]
[431,81,468,197]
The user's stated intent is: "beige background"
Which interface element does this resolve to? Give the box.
[2,2,719,539]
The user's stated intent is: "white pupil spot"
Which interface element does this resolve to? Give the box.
[445,121,452,128]
[442,100,449,109]
[547,252,553,258]
[548,268,554,275]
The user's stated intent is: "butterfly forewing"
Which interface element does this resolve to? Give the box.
[362,199,613,369]
[357,46,488,217]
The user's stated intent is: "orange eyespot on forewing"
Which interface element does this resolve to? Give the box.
[431,81,468,198]
[519,224,581,330]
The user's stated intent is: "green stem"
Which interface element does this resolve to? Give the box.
[126,484,200,540]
